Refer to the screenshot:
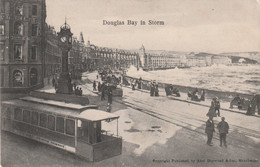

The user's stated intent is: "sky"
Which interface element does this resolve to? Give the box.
[46,0,260,53]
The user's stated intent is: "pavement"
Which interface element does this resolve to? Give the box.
[1,71,260,167]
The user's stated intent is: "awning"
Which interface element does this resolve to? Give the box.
[78,109,119,121]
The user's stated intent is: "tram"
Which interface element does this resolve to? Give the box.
[1,94,122,162]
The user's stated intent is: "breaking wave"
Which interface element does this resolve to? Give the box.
[126,64,260,94]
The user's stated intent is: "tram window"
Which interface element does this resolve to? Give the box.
[65,119,75,136]
[14,108,22,121]
[3,108,12,119]
[56,117,64,133]
[39,113,47,128]
[23,110,31,123]
[31,112,38,125]
[47,115,55,131]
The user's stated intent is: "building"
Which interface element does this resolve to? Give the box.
[139,45,182,70]
[83,41,139,71]
[0,0,46,93]
[43,24,61,85]
[69,34,85,79]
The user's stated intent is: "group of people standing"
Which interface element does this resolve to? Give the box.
[205,96,229,147]
[93,79,113,113]
[131,77,143,90]
[150,81,159,97]
[205,116,229,147]
[73,83,83,96]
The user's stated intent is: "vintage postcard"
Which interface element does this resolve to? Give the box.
[1,0,260,166]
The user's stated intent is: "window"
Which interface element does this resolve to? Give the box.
[47,115,55,131]
[32,5,37,16]
[13,70,23,87]
[39,113,47,128]
[65,119,75,136]
[31,111,38,125]
[14,108,22,121]
[23,110,31,123]
[30,68,37,86]
[0,25,4,35]
[32,24,38,36]
[14,45,22,60]
[3,108,11,119]
[56,117,64,133]
[14,22,23,36]
[31,45,37,60]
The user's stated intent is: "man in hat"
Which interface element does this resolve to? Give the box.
[215,97,221,116]
[217,117,229,147]
[205,115,215,146]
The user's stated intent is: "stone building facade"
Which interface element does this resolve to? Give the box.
[83,41,139,71]
[139,45,182,70]
[0,0,46,93]
[43,24,61,85]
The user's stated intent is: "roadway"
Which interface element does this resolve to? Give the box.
[1,72,260,167]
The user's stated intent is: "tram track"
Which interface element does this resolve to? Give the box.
[78,77,260,152]
[80,76,260,139]
[123,89,260,139]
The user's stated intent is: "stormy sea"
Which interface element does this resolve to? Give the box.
[126,64,260,95]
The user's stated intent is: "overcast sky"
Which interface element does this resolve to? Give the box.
[46,0,260,53]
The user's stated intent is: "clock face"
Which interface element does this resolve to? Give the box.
[61,36,67,42]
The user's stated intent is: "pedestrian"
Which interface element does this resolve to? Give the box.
[97,82,101,92]
[138,77,142,89]
[52,77,55,87]
[205,115,215,146]
[200,90,205,101]
[97,75,99,79]
[101,83,106,100]
[215,97,221,116]
[246,103,253,115]
[73,82,76,91]
[54,82,58,91]
[75,87,79,95]
[150,81,154,96]
[107,87,113,104]
[155,83,159,96]
[93,81,97,91]
[217,117,229,147]
[131,80,135,90]
[79,88,83,96]
[207,98,217,117]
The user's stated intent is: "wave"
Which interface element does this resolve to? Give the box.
[244,80,260,85]
[126,64,260,94]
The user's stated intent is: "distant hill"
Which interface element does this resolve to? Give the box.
[221,52,260,63]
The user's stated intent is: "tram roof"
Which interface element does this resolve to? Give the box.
[2,98,119,122]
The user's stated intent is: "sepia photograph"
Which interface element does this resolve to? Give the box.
[0,0,260,166]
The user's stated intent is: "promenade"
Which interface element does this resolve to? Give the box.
[1,71,260,167]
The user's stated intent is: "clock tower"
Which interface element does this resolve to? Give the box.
[56,21,73,94]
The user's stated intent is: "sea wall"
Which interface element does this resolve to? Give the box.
[124,76,255,102]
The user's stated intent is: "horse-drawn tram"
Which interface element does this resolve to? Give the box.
[1,95,122,162]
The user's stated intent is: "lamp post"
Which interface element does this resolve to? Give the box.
[56,21,73,94]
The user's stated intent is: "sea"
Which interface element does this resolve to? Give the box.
[126,64,260,95]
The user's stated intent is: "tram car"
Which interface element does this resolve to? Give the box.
[1,93,122,162]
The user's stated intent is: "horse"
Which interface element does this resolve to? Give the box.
[250,94,260,115]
